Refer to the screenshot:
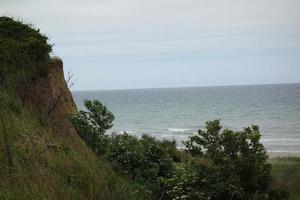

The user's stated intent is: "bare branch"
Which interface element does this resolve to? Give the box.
[66,71,77,89]
[47,71,76,115]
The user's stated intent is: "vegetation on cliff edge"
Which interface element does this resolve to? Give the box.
[0,17,146,200]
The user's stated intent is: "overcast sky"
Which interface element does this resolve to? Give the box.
[1,0,300,90]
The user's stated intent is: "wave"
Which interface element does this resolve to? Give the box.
[120,130,136,134]
[268,150,300,153]
[168,128,191,133]
[261,138,300,142]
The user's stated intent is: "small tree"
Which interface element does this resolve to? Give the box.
[71,100,114,154]
[82,100,114,134]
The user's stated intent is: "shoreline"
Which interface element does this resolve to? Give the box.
[268,152,300,159]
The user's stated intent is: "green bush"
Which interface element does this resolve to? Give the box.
[181,120,289,200]
[71,99,114,154]
[72,101,290,200]
[106,134,176,183]
[1,94,291,200]
[71,100,178,198]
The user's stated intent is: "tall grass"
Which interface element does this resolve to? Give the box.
[270,157,300,199]
[0,89,144,200]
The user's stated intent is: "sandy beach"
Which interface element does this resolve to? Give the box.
[268,152,300,159]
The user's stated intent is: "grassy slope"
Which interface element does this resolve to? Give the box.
[0,91,144,200]
[0,16,145,199]
[1,91,299,200]
[270,157,300,199]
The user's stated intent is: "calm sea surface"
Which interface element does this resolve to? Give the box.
[72,83,300,153]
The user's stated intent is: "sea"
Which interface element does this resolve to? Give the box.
[72,83,300,153]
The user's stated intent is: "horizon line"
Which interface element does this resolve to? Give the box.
[71,82,300,92]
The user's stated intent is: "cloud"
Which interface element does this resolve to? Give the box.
[1,0,300,89]
[1,0,300,30]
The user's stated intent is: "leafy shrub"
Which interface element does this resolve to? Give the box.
[180,120,289,200]
[71,99,114,154]
[71,100,178,198]
[72,101,290,200]
[106,134,176,181]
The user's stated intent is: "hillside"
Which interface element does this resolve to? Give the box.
[0,17,143,200]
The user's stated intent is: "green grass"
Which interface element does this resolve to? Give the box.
[270,157,300,200]
[0,17,148,199]
[0,90,145,200]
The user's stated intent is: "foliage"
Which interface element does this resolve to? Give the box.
[106,134,177,195]
[0,17,145,199]
[72,101,291,200]
[181,120,289,200]
[71,100,114,154]
[71,100,179,198]
[0,17,52,90]
[0,89,146,200]
[82,99,115,134]
[270,157,300,199]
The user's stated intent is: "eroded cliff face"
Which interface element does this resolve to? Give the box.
[48,57,77,114]
[23,57,78,135]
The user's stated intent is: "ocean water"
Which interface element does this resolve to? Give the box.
[72,83,300,153]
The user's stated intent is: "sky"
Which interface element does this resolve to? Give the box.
[1,0,300,90]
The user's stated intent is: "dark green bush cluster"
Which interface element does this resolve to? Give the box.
[71,100,114,154]
[0,17,52,90]
[72,102,290,200]
[71,100,178,198]
[167,120,289,200]
[106,134,177,194]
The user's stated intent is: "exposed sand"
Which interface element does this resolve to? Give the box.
[268,152,300,159]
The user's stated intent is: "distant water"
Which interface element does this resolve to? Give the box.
[72,83,300,153]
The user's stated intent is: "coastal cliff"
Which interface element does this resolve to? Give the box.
[0,16,138,199]
[23,57,78,135]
